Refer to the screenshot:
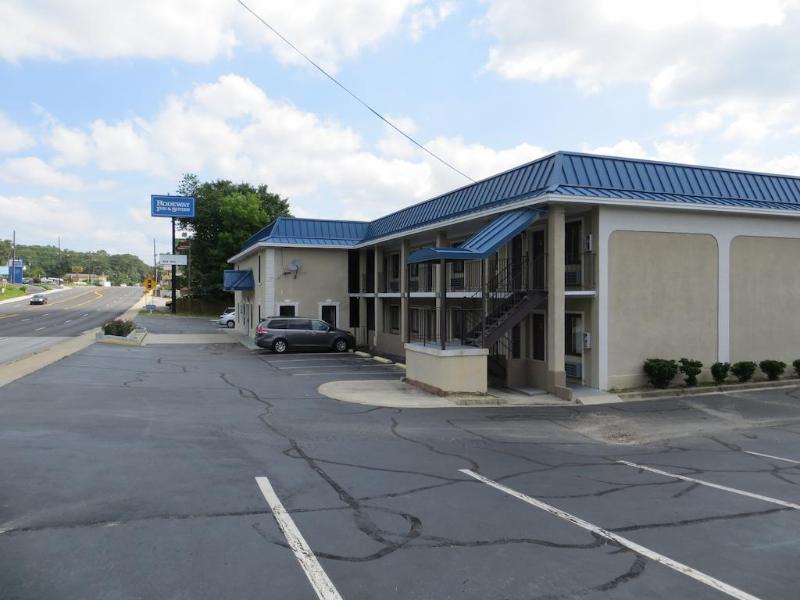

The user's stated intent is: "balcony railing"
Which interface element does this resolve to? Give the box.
[408,305,482,346]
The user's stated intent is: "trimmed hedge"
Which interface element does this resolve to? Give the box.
[643,358,678,388]
[759,360,786,381]
[731,361,757,383]
[102,319,135,337]
[710,362,730,385]
[678,358,703,387]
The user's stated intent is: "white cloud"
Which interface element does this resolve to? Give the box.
[587,139,697,164]
[719,150,800,176]
[481,0,800,106]
[0,156,86,190]
[0,113,34,153]
[40,74,548,222]
[0,194,160,261]
[0,0,453,71]
[49,125,92,166]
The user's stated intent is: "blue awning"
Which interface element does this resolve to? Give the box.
[223,269,254,291]
[407,208,543,264]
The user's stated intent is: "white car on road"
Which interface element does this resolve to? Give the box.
[218,307,236,328]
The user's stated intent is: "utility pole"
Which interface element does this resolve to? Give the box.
[171,217,177,314]
[11,230,16,284]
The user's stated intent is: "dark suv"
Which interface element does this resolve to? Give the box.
[255,316,355,353]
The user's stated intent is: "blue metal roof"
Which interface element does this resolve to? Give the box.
[241,217,369,250]
[407,209,542,263]
[223,269,254,291]
[238,152,800,257]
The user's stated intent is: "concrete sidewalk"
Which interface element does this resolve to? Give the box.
[318,378,569,408]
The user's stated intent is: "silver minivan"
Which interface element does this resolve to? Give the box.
[255,316,356,353]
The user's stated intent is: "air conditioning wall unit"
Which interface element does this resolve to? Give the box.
[565,362,582,379]
[565,270,582,286]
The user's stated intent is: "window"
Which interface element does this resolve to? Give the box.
[288,319,311,330]
[386,304,400,333]
[258,255,262,283]
[390,254,400,279]
[258,304,261,322]
[565,313,582,356]
[321,304,337,328]
[267,319,288,329]
[565,221,582,265]
[531,313,545,361]
[279,304,296,317]
[349,300,360,327]
[312,320,329,331]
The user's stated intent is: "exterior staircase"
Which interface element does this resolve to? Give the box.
[462,255,547,352]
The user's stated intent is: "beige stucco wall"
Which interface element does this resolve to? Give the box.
[405,344,488,394]
[234,253,264,338]
[271,248,350,329]
[608,231,718,389]
[731,236,800,364]
[375,332,405,357]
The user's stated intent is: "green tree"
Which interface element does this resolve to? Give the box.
[177,174,290,297]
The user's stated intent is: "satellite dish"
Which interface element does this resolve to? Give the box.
[284,259,304,279]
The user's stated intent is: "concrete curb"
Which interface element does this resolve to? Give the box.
[0,286,69,306]
[618,377,800,400]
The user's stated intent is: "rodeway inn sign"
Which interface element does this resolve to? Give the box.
[151,195,196,218]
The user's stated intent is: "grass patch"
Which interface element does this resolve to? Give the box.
[0,286,29,300]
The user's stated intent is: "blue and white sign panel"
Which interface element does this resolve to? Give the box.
[151,195,196,218]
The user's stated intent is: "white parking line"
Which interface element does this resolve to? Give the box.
[35,326,45,331]
[64,320,72,324]
[618,460,800,510]
[276,363,390,370]
[255,476,343,600]
[290,370,399,376]
[21,318,30,322]
[744,450,800,465]
[460,469,760,600]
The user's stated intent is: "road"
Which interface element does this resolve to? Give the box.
[0,286,141,364]
[1,318,800,599]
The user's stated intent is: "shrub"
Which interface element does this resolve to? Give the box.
[759,360,786,381]
[678,358,703,387]
[643,358,678,388]
[794,359,800,378]
[731,361,757,383]
[710,362,730,385]
[103,319,135,337]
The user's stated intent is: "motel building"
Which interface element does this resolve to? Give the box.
[226,151,800,399]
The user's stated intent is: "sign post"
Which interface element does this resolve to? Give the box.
[151,195,195,314]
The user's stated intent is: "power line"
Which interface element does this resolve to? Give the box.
[236,0,476,183]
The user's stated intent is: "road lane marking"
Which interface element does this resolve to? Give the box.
[21,318,30,322]
[618,460,800,510]
[255,476,343,600]
[460,469,760,600]
[744,450,800,465]
[0,314,17,320]
[64,320,72,324]
[35,326,45,331]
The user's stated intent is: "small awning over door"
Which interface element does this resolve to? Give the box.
[223,269,255,291]
[406,208,542,264]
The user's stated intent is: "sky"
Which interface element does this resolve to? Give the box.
[2,0,800,263]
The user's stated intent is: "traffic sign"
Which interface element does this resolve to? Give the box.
[143,276,157,292]
[158,254,188,266]
[151,195,196,218]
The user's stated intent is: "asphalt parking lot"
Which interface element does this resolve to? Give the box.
[1,325,800,599]
[256,351,403,378]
